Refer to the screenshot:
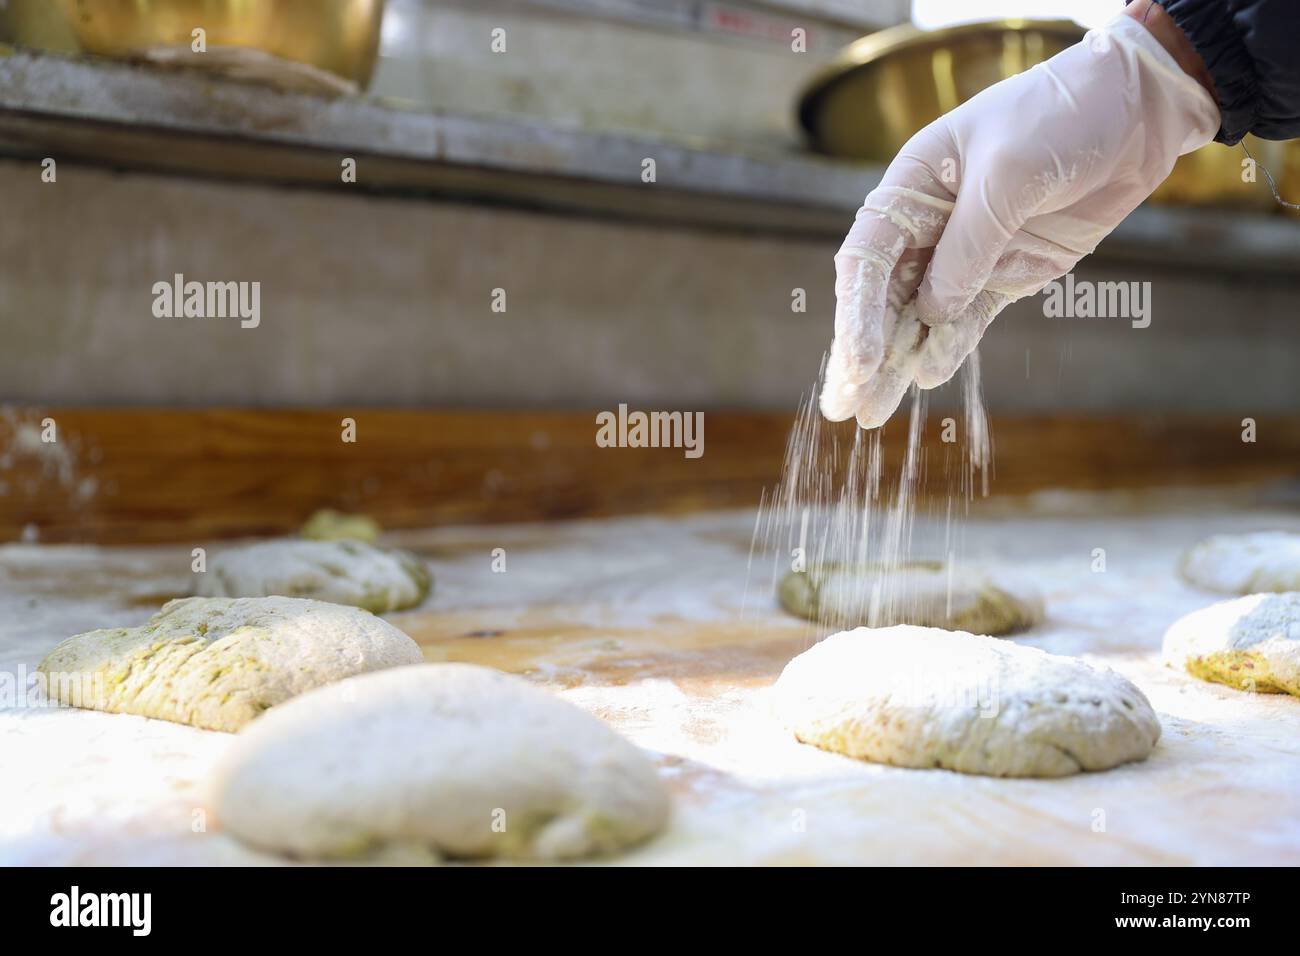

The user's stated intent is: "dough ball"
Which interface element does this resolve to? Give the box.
[774,627,1160,777]
[197,539,431,613]
[37,596,423,732]
[1179,531,1300,594]
[1163,592,1300,696]
[208,663,670,861]
[300,508,381,543]
[778,561,1043,636]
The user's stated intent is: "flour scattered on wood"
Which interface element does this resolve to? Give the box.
[0,408,99,541]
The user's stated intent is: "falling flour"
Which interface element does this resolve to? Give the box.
[749,349,993,633]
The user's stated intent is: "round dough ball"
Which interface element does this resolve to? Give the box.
[300,508,381,543]
[1179,531,1300,594]
[1163,592,1300,696]
[778,561,1043,636]
[208,663,670,861]
[37,596,423,732]
[197,539,431,613]
[774,627,1160,777]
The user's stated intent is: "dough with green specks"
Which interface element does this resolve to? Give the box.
[774,627,1160,777]
[208,663,670,862]
[37,596,423,732]
[1179,531,1300,594]
[300,509,381,543]
[778,561,1042,636]
[196,539,431,613]
[1163,592,1300,696]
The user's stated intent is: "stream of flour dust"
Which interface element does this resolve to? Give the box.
[745,350,992,632]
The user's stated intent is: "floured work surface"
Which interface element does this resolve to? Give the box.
[2,499,1299,865]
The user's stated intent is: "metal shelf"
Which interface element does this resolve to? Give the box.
[2,48,1297,271]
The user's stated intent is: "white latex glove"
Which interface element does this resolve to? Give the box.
[821,13,1220,428]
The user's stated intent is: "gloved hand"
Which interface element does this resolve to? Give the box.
[820,12,1220,428]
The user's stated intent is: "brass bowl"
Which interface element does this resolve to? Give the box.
[1283,146,1300,214]
[798,18,1285,209]
[0,0,82,53]
[1156,134,1288,208]
[799,19,1085,163]
[56,0,385,91]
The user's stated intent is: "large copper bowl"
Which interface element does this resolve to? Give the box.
[56,0,385,90]
[0,0,81,53]
[798,19,1288,210]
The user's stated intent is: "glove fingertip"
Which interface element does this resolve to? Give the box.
[853,378,912,430]
[915,327,974,388]
[854,401,897,431]
[912,362,959,390]
[819,384,860,422]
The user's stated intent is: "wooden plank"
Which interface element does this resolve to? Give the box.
[1,408,1298,544]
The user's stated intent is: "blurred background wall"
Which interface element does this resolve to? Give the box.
[1,0,1297,416]
[3,158,1295,414]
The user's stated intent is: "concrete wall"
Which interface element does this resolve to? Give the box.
[1,159,1296,416]
[372,0,906,150]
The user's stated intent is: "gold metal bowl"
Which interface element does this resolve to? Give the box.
[798,18,1287,209]
[0,0,82,53]
[799,19,1084,163]
[56,0,385,91]
[1156,135,1288,208]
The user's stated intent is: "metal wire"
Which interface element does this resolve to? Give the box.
[1241,140,1300,211]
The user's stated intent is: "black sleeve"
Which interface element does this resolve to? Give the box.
[1155,0,1300,144]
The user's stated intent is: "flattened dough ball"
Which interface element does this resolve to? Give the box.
[197,539,431,613]
[1179,531,1300,595]
[208,663,670,862]
[774,627,1160,777]
[37,597,423,731]
[778,561,1043,636]
[300,508,381,543]
[1163,592,1300,696]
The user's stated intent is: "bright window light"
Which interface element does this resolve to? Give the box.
[912,0,1120,30]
